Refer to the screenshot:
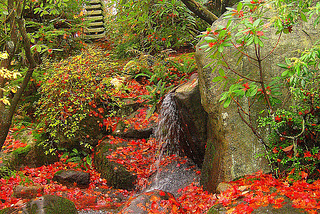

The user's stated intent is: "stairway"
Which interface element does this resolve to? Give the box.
[84,0,106,40]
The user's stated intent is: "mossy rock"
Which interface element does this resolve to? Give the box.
[93,138,137,190]
[26,195,78,214]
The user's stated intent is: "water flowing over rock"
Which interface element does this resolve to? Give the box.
[154,76,207,167]
[196,8,320,192]
[146,159,200,196]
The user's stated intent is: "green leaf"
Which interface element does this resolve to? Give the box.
[253,19,260,27]
[204,36,215,41]
[281,70,289,77]
[212,76,224,82]
[277,63,289,69]
[254,36,259,44]
[237,2,243,12]
[223,97,231,108]
[301,12,307,22]
[218,68,225,76]
[218,45,224,53]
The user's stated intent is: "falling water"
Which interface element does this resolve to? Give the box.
[146,91,203,193]
[154,92,182,155]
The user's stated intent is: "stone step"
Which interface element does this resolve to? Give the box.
[85,27,105,33]
[86,10,102,16]
[85,4,102,10]
[86,16,104,22]
[88,21,104,27]
[85,32,106,40]
[88,0,101,5]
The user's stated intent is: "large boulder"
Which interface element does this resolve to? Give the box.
[0,195,78,214]
[195,7,319,192]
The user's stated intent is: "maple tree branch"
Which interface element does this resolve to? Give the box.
[220,53,261,83]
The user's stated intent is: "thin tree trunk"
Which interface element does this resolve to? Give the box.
[0,0,37,151]
[181,0,218,25]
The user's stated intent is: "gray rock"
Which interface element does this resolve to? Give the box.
[53,170,90,188]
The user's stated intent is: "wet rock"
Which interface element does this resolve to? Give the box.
[93,138,137,190]
[119,190,184,214]
[26,195,78,214]
[146,159,200,197]
[113,107,157,139]
[0,130,58,171]
[252,203,307,214]
[13,184,44,199]
[155,76,207,167]
[53,170,90,188]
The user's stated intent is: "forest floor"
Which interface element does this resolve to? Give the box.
[0,41,320,213]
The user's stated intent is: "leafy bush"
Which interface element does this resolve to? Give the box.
[107,0,208,55]
[35,46,123,149]
[25,0,87,59]
[259,44,320,182]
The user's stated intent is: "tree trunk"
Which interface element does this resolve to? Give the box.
[0,0,37,151]
[181,0,218,25]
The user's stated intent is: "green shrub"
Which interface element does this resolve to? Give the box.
[35,46,123,149]
[107,0,208,55]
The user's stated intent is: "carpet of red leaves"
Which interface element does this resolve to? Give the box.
[2,130,320,213]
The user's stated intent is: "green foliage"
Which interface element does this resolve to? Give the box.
[26,0,87,59]
[35,46,123,148]
[200,0,320,181]
[124,50,196,115]
[107,0,207,56]
[59,148,92,170]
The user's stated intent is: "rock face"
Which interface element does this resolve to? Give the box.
[195,9,320,192]
[53,170,90,188]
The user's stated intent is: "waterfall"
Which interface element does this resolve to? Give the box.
[154,92,183,155]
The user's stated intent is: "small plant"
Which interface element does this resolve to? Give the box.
[59,148,93,170]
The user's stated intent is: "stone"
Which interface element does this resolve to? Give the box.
[13,184,44,199]
[216,182,232,194]
[196,6,320,192]
[25,195,78,214]
[118,190,184,214]
[93,138,137,190]
[146,159,200,197]
[113,107,157,139]
[53,170,90,188]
